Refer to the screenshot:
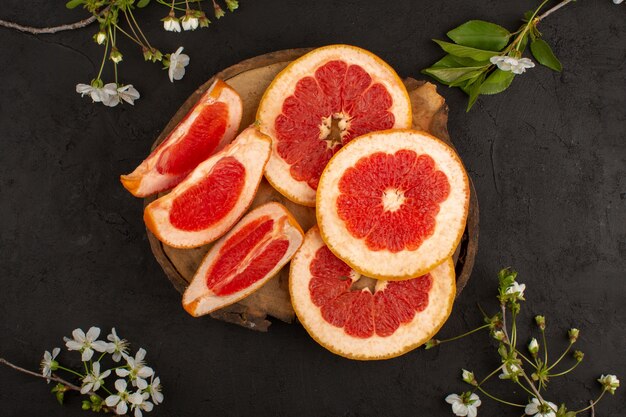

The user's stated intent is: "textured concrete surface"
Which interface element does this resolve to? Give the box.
[0,1,624,416]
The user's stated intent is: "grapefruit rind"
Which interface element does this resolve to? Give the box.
[290,226,456,360]
[257,44,413,207]
[317,129,469,280]
[144,127,271,248]
[183,202,304,317]
[121,79,243,197]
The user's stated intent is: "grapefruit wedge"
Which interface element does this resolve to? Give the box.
[121,79,243,197]
[183,202,304,317]
[144,127,271,248]
[317,130,469,280]
[290,227,455,360]
[257,45,412,206]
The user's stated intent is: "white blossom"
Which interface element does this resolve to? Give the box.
[129,391,154,417]
[525,398,557,417]
[105,379,131,415]
[598,374,620,394]
[490,56,535,74]
[76,83,111,103]
[505,281,526,299]
[528,338,539,355]
[117,85,140,106]
[64,327,108,361]
[613,0,624,4]
[168,47,190,82]
[163,16,181,32]
[499,362,521,379]
[445,393,481,417]
[102,83,121,107]
[40,347,60,381]
[147,376,164,405]
[116,348,154,388]
[107,328,130,362]
[81,362,111,394]
[181,15,199,31]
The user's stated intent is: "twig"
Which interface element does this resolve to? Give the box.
[590,400,595,417]
[537,0,575,22]
[0,357,119,414]
[0,15,96,34]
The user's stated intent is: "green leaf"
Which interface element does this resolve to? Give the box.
[447,20,511,52]
[449,69,484,87]
[465,73,486,111]
[480,69,515,95]
[530,39,562,72]
[422,66,484,84]
[433,40,499,62]
[137,0,151,7]
[432,54,490,68]
[65,0,84,9]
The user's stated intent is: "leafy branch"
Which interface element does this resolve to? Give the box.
[422,0,574,111]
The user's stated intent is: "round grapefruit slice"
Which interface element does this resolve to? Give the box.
[290,227,455,360]
[144,127,271,248]
[317,129,469,280]
[121,79,243,197]
[256,45,412,206]
[183,202,304,317]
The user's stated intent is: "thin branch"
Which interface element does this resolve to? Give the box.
[590,400,595,417]
[0,15,96,34]
[0,357,119,414]
[537,0,575,22]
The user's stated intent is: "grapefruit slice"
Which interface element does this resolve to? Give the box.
[183,202,304,317]
[290,227,455,360]
[317,129,469,280]
[256,45,412,206]
[121,79,243,197]
[144,127,271,248]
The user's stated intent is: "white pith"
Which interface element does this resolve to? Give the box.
[290,227,456,359]
[317,130,469,280]
[382,188,406,212]
[145,127,271,248]
[183,202,304,317]
[257,45,412,206]
[122,79,243,197]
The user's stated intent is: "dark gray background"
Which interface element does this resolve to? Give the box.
[1,1,624,416]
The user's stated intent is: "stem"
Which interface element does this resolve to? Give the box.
[574,389,606,414]
[474,366,504,392]
[546,342,572,371]
[536,0,575,22]
[475,385,525,408]
[0,6,110,35]
[511,310,518,348]
[515,379,537,397]
[96,36,109,80]
[437,323,492,344]
[547,359,581,377]
[0,358,118,414]
[541,328,548,366]
[128,8,152,49]
[121,11,145,47]
[57,365,85,379]
[514,349,537,369]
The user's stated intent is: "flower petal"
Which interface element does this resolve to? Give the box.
[82,348,94,362]
[116,401,128,416]
[115,378,128,392]
[72,328,86,342]
[105,395,120,407]
[86,327,101,341]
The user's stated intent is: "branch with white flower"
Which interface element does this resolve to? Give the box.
[429,268,620,417]
[0,326,163,416]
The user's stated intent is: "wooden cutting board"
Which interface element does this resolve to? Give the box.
[144,48,479,331]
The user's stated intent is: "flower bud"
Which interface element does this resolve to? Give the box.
[82,400,91,410]
[214,2,225,18]
[535,315,546,330]
[493,330,505,341]
[568,328,579,343]
[110,48,123,63]
[162,12,181,32]
[573,350,584,362]
[225,0,239,12]
[93,31,106,45]
[597,374,620,394]
[461,369,477,386]
[425,339,440,349]
[528,338,539,356]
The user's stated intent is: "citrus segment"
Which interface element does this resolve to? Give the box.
[257,45,412,206]
[290,227,455,360]
[144,127,271,248]
[121,79,243,197]
[317,130,469,280]
[183,202,304,317]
